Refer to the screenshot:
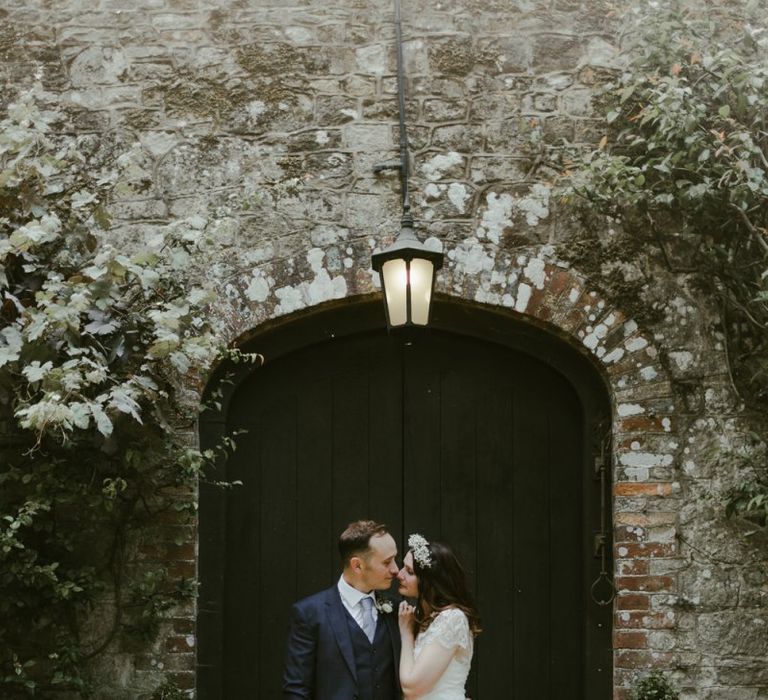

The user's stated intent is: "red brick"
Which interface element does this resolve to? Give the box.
[168,672,195,690]
[615,575,674,592]
[614,542,677,558]
[167,560,196,578]
[615,611,675,629]
[616,593,650,611]
[165,635,195,653]
[617,559,649,576]
[614,630,648,649]
[614,482,673,497]
[617,415,673,433]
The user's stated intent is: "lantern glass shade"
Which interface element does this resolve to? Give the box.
[372,224,444,329]
[380,257,435,327]
[381,259,408,326]
[408,257,434,325]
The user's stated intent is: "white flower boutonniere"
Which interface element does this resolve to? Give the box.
[374,594,394,614]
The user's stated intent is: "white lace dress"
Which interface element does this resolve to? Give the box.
[412,607,473,700]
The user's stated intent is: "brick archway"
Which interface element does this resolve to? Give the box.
[203,247,681,696]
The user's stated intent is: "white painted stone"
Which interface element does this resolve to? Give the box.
[450,238,494,275]
[602,347,624,363]
[274,285,305,315]
[421,152,464,181]
[623,319,638,336]
[618,403,645,416]
[625,336,649,352]
[670,350,695,371]
[523,257,547,289]
[244,270,270,302]
[619,452,674,467]
[515,283,531,312]
[447,182,469,212]
[517,183,551,226]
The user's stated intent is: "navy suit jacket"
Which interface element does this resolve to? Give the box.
[283,585,401,699]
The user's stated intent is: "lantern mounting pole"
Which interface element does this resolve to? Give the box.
[394,0,411,224]
[370,0,444,330]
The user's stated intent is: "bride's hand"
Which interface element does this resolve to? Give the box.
[398,600,415,636]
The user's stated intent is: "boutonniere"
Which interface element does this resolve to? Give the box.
[374,593,394,614]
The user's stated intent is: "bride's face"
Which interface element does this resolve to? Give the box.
[397,551,419,598]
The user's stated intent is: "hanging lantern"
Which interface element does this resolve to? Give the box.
[371,217,443,329]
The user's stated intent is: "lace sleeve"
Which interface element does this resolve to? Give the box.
[426,608,471,652]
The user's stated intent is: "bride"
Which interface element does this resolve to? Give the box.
[396,534,481,700]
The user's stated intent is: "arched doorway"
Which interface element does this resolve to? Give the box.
[198,299,613,698]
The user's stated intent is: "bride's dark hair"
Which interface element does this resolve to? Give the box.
[411,540,481,637]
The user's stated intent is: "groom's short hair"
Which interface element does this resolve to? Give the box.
[339,520,389,565]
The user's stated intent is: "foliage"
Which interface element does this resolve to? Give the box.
[150,678,189,700]
[561,2,768,530]
[630,669,679,700]
[723,438,768,529]
[0,88,249,695]
[565,1,768,398]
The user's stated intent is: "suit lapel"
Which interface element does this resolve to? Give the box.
[326,587,357,682]
[383,606,402,689]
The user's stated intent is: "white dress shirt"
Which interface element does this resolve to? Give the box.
[338,574,379,631]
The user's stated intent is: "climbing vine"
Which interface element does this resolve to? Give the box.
[558,2,768,531]
[0,88,249,695]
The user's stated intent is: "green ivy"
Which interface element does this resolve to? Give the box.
[561,2,768,532]
[630,669,680,700]
[0,88,252,695]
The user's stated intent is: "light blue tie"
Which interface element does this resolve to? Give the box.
[360,596,376,643]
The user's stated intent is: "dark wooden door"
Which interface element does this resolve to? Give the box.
[208,328,611,698]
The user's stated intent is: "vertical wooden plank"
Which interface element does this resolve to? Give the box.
[259,394,298,699]
[403,339,442,545]
[296,372,335,599]
[437,337,477,585]
[331,340,371,537]
[512,358,551,697]
[548,378,584,698]
[368,336,404,545]
[476,360,515,700]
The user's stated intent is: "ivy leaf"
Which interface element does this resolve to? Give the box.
[718,104,731,118]
[0,325,23,367]
[90,404,113,437]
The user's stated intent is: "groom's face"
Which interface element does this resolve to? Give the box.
[357,533,399,592]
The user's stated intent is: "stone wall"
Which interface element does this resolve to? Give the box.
[1,0,766,698]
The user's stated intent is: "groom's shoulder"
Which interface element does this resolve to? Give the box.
[293,585,337,613]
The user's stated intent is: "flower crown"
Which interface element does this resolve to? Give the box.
[408,533,434,569]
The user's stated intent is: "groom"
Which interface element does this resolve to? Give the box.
[283,520,401,699]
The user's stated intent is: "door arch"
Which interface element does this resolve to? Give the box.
[198,299,613,698]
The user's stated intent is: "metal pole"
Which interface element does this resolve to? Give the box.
[394,0,411,222]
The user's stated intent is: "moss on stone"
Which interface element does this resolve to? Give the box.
[429,38,476,77]
[236,42,302,77]
[157,73,249,121]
